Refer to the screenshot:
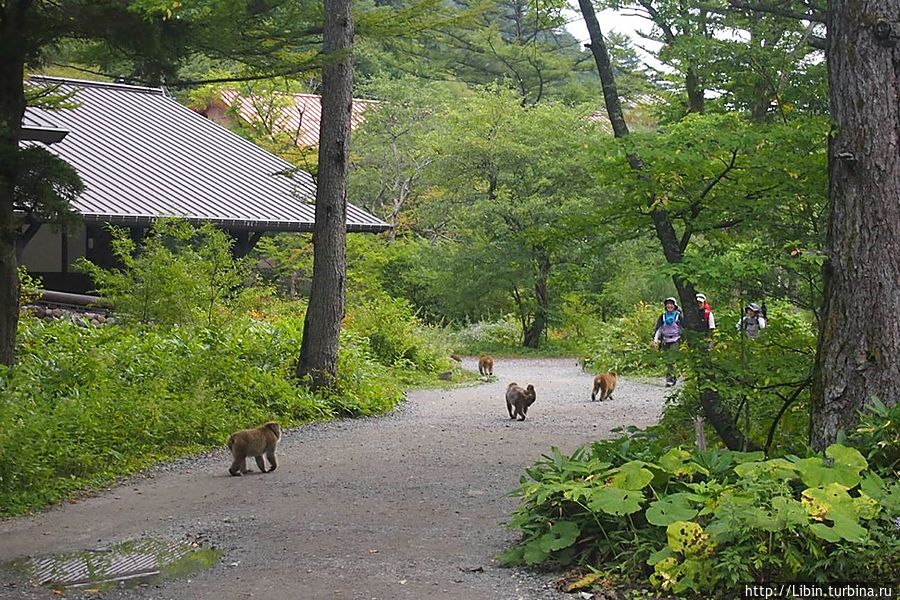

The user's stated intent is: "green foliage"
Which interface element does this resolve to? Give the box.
[76,219,250,327]
[846,398,900,474]
[17,267,42,305]
[502,431,900,597]
[581,303,666,375]
[9,145,84,232]
[453,315,524,351]
[0,304,409,516]
[347,288,451,377]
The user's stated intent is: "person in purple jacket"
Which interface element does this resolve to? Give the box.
[653,297,683,387]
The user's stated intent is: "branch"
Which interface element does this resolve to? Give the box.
[764,377,812,455]
[726,0,825,24]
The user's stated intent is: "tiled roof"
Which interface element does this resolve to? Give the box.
[22,76,389,233]
[220,89,376,147]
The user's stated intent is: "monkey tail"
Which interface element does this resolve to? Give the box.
[227,434,235,451]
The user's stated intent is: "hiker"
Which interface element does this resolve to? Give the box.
[737,303,767,339]
[653,297,683,387]
[696,293,716,332]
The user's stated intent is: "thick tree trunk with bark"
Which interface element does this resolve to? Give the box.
[811,1,900,450]
[0,9,27,368]
[523,251,550,348]
[297,0,354,390]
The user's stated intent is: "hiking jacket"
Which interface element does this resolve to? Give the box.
[654,310,684,343]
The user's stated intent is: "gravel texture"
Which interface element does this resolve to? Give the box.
[0,357,668,600]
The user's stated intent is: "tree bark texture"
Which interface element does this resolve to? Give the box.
[577,0,756,451]
[297,0,354,390]
[523,250,551,348]
[811,1,900,450]
[0,5,27,368]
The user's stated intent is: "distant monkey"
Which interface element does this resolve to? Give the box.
[450,354,463,363]
[506,382,536,421]
[591,371,617,402]
[479,354,494,376]
[227,422,282,476]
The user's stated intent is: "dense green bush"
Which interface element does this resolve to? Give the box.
[501,419,900,598]
[0,310,407,516]
[346,288,452,377]
[580,302,664,375]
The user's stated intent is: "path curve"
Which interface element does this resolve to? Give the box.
[0,358,667,600]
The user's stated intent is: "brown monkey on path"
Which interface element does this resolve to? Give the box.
[227,422,282,476]
[506,382,536,421]
[591,371,617,402]
[479,354,494,376]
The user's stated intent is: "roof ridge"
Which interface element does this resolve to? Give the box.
[28,75,164,95]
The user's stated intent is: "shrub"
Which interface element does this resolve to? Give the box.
[454,315,523,351]
[0,312,405,516]
[501,428,900,598]
[580,302,663,374]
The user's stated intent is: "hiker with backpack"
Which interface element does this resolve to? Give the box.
[696,293,716,332]
[737,303,767,339]
[653,297,684,387]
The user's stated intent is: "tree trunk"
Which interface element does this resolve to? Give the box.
[297,0,354,390]
[577,0,757,451]
[0,13,27,368]
[523,250,551,348]
[811,1,900,450]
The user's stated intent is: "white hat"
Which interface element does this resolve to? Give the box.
[696,293,706,302]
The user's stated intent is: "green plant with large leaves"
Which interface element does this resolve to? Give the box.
[502,433,900,597]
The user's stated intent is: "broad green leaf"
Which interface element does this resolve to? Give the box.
[646,494,699,526]
[523,540,550,565]
[608,461,655,490]
[769,496,809,530]
[658,448,709,477]
[860,472,886,500]
[826,444,868,471]
[734,458,797,481]
[537,520,581,552]
[589,487,645,516]
[808,516,867,543]
[666,521,712,556]
[802,484,868,543]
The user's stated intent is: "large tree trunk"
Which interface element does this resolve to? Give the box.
[811,1,900,450]
[0,10,27,368]
[578,0,757,451]
[523,250,550,348]
[297,0,354,390]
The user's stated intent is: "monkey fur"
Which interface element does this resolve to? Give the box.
[506,382,536,421]
[478,354,494,376]
[591,371,617,402]
[227,422,282,476]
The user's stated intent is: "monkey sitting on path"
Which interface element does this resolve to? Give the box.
[227,422,282,476]
[591,371,617,402]
[506,382,536,421]
[479,354,494,376]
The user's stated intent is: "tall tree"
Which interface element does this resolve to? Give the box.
[811,0,900,449]
[578,0,757,450]
[297,0,355,389]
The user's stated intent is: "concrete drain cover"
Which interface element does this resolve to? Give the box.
[12,538,222,591]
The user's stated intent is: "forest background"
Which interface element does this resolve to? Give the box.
[1,0,898,597]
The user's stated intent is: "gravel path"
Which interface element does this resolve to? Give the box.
[0,358,667,600]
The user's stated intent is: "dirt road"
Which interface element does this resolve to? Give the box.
[0,358,667,600]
